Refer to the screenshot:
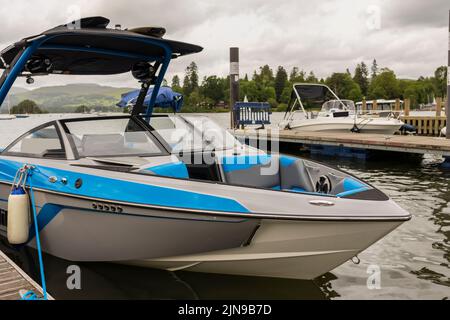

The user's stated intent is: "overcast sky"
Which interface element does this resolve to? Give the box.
[0,0,448,88]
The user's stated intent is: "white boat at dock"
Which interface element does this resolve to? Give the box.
[279,83,404,135]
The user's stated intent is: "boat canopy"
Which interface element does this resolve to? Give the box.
[0,16,203,75]
[292,84,330,103]
[117,87,183,112]
[284,83,350,120]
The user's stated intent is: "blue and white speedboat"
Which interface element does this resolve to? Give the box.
[0,17,410,279]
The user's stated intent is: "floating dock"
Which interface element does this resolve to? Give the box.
[0,249,53,300]
[233,129,450,157]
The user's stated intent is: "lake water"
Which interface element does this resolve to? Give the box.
[0,113,449,299]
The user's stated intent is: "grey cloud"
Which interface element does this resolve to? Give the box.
[382,0,449,29]
[0,0,448,87]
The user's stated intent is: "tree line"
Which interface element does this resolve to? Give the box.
[172,60,448,112]
[7,60,447,114]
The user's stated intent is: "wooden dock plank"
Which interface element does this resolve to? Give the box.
[0,250,54,300]
[233,129,450,157]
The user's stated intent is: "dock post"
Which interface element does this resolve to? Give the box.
[230,47,239,129]
[404,98,410,116]
[436,97,442,117]
[446,10,450,138]
[394,98,400,116]
[372,99,377,113]
[362,98,367,114]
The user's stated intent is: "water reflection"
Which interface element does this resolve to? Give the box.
[0,238,333,299]
[295,152,450,298]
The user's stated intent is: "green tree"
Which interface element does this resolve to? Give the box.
[326,73,361,100]
[368,68,400,99]
[171,77,182,94]
[253,65,274,87]
[262,86,276,102]
[370,59,378,80]
[306,71,318,83]
[280,86,292,104]
[433,66,447,98]
[400,78,435,107]
[171,75,181,89]
[353,62,369,96]
[10,99,45,114]
[240,80,259,101]
[274,66,288,102]
[74,105,90,113]
[184,90,203,111]
[200,76,225,105]
[289,67,299,81]
[290,67,306,82]
[182,62,199,96]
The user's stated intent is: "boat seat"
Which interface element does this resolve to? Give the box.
[332,177,369,197]
[219,154,315,193]
[144,161,189,179]
[279,155,315,192]
[218,154,364,195]
[220,154,281,189]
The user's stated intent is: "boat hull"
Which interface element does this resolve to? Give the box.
[289,118,403,135]
[126,218,405,279]
[0,186,260,261]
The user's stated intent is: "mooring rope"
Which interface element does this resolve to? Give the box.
[13,164,48,300]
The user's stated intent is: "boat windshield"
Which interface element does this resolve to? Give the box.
[150,115,241,152]
[62,117,166,157]
[321,100,355,113]
[183,116,242,151]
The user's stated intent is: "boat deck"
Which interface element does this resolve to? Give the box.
[0,249,53,300]
[233,129,450,157]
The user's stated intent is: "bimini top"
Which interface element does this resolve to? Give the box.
[292,83,332,102]
[0,16,203,75]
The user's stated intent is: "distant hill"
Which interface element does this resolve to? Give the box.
[0,83,135,113]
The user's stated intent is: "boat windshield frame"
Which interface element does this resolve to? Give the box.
[58,115,171,159]
[321,100,356,113]
[148,114,243,153]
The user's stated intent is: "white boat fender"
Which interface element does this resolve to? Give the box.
[8,164,48,300]
[7,186,30,245]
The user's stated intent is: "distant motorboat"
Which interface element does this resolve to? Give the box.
[355,99,403,117]
[0,114,15,120]
[14,114,29,119]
